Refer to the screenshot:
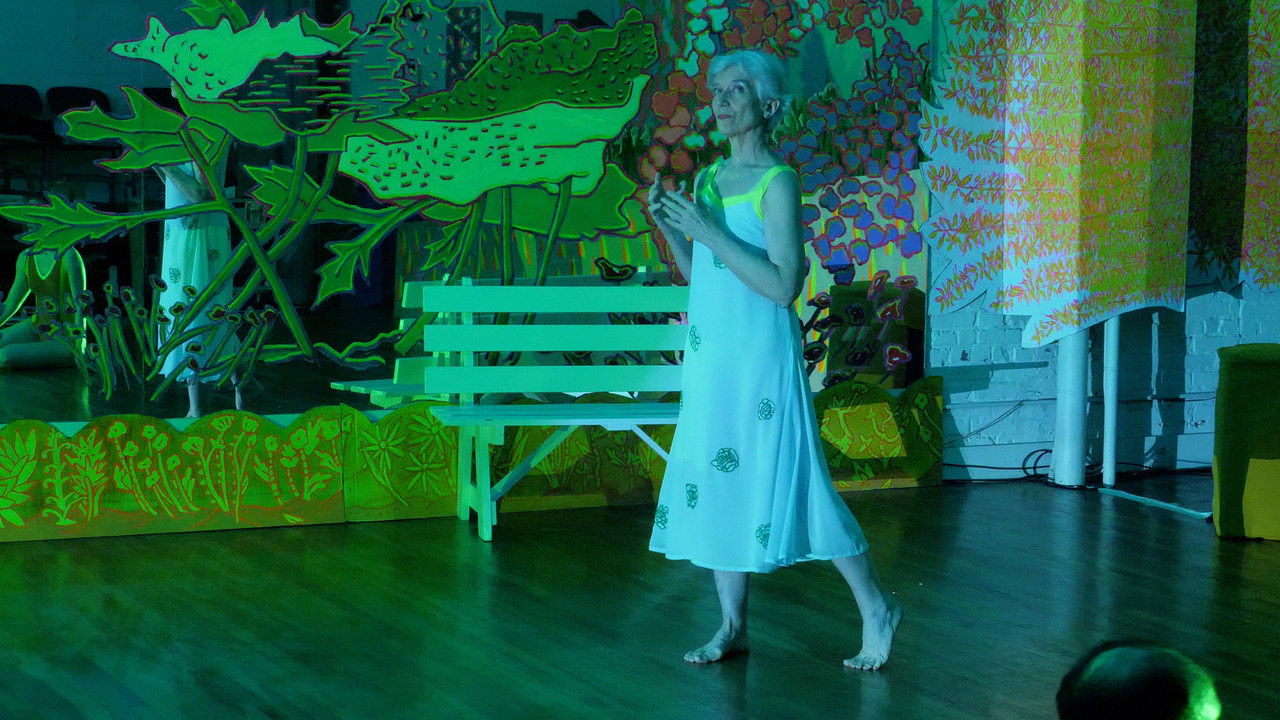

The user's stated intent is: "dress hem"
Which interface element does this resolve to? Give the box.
[648,544,868,574]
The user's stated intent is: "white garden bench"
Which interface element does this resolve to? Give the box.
[411,280,690,540]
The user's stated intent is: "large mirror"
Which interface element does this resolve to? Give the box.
[0,0,931,428]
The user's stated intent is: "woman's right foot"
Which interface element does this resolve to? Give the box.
[684,624,748,664]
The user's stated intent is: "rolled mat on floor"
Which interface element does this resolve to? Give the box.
[1215,344,1280,540]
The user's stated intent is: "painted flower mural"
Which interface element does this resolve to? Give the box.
[626,0,931,286]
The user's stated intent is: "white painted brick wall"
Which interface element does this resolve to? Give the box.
[929,272,1280,479]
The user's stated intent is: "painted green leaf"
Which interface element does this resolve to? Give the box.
[111,14,352,100]
[178,91,287,148]
[340,75,649,205]
[415,220,466,275]
[183,119,232,161]
[422,164,645,240]
[496,23,540,49]
[59,87,230,171]
[298,12,359,48]
[63,86,182,142]
[314,223,398,304]
[0,197,150,254]
[399,8,658,120]
[62,87,189,170]
[0,509,23,528]
[183,0,251,31]
[303,110,412,152]
[245,164,397,225]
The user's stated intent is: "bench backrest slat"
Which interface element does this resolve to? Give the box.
[421,323,687,352]
[417,365,684,394]
[401,281,429,310]
[420,285,689,313]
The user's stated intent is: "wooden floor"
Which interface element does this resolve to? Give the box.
[0,477,1276,719]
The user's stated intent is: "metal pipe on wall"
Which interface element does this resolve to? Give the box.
[1102,315,1121,487]
[1051,329,1089,486]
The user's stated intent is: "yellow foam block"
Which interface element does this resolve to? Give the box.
[821,404,905,460]
[1244,458,1280,540]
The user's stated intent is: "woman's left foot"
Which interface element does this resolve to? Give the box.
[844,600,902,671]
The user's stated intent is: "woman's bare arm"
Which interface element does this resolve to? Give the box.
[660,169,805,306]
[160,165,211,205]
[647,174,695,281]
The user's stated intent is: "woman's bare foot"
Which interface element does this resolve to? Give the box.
[844,600,901,671]
[685,623,749,664]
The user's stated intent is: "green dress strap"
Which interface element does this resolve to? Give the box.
[748,164,797,219]
[695,159,726,207]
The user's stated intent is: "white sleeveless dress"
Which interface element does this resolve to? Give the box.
[157,161,238,382]
[648,160,870,573]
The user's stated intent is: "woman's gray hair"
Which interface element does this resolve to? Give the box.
[708,50,791,131]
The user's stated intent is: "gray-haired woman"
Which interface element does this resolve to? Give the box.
[646,49,902,670]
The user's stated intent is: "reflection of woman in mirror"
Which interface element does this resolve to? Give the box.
[646,50,901,670]
[0,247,86,370]
[154,83,241,417]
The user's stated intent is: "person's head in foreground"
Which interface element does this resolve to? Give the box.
[1057,640,1222,720]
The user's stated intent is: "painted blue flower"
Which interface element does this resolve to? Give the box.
[902,229,924,258]
[836,196,862,219]
[824,217,847,241]
[879,195,914,222]
[849,242,871,265]
[867,225,886,248]
[893,196,914,221]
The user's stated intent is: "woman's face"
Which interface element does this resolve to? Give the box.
[710,64,771,137]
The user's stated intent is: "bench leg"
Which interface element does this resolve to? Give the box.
[491,425,579,502]
[628,424,671,462]
[456,426,474,521]
[475,427,497,541]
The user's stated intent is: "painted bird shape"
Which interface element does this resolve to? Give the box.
[594,257,638,284]
[110,13,356,101]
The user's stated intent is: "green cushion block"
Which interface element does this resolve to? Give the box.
[1214,343,1280,539]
